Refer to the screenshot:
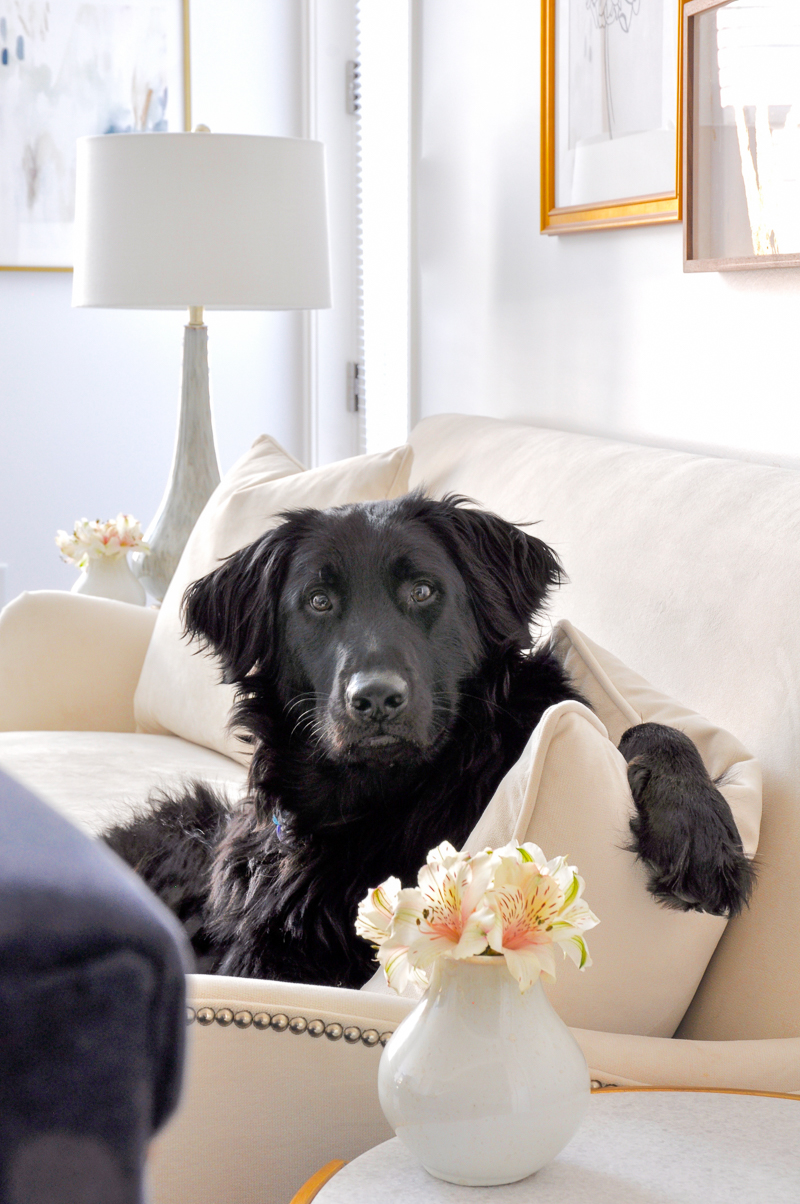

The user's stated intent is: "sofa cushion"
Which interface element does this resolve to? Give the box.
[364,622,760,1040]
[0,731,248,836]
[134,437,414,764]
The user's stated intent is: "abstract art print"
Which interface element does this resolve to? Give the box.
[541,0,683,232]
[0,0,188,270]
[684,0,800,271]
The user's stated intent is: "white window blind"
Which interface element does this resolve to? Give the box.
[356,0,411,453]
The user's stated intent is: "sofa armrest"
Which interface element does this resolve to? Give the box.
[574,1027,800,1093]
[149,976,412,1204]
[148,976,800,1204]
[0,591,157,733]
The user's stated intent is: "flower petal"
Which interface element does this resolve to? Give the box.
[561,934,592,970]
[355,876,402,945]
[501,947,547,992]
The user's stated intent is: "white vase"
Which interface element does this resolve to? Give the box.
[378,957,590,1186]
[71,554,147,606]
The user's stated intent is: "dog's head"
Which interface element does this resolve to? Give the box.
[182,492,563,769]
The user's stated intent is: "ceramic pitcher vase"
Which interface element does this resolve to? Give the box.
[71,554,146,606]
[378,956,590,1186]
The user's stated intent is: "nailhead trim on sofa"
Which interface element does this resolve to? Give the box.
[186,1006,394,1047]
[184,1008,622,1086]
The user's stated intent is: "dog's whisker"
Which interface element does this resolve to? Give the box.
[285,692,327,716]
[290,711,327,744]
[453,690,521,722]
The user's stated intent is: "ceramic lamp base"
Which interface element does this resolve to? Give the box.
[132,320,220,602]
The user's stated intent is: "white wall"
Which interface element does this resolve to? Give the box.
[0,0,359,603]
[414,0,800,470]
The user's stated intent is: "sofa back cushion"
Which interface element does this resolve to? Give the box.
[134,438,413,763]
[408,413,800,1042]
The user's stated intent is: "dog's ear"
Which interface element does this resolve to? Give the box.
[181,524,296,683]
[414,495,564,649]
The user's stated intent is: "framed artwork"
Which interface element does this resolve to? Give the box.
[684,0,800,271]
[541,0,683,233]
[0,0,191,272]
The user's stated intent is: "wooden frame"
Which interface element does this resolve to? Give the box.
[0,0,191,273]
[289,1160,347,1204]
[541,0,683,234]
[592,1086,800,1099]
[684,0,800,272]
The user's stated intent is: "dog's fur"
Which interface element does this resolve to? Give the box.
[106,493,754,987]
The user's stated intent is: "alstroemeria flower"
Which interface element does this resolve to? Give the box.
[56,514,149,567]
[114,514,148,549]
[355,840,599,994]
[484,848,599,991]
[370,844,495,992]
[355,876,402,946]
[374,929,430,995]
[397,842,495,965]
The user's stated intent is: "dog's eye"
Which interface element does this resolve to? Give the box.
[410,582,434,604]
[308,592,332,612]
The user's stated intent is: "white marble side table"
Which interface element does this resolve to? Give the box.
[295,1089,800,1203]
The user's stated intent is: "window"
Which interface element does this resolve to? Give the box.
[357,0,411,452]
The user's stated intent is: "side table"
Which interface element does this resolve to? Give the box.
[292,1088,800,1203]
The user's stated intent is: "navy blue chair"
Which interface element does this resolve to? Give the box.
[0,769,189,1204]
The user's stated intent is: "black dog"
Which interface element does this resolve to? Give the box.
[106,493,754,988]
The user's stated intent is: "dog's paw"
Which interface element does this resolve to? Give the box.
[631,806,755,917]
[620,724,756,918]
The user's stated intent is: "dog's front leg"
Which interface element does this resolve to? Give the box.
[618,723,755,917]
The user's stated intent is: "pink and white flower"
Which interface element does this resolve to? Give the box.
[390,842,495,965]
[356,840,599,994]
[483,845,597,991]
[56,514,149,568]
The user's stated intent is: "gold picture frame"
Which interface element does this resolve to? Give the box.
[541,0,683,234]
[0,0,192,273]
[683,0,800,272]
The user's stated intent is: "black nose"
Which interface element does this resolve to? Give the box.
[345,672,409,722]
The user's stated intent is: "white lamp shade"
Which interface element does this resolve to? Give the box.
[72,133,331,310]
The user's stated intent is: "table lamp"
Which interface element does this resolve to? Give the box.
[72,130,331,600]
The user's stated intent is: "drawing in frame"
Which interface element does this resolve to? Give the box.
[684,0,800,271]
[541,0,683,234]
[0,0,191,273]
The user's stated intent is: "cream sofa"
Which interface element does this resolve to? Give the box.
[1,414,799,1204]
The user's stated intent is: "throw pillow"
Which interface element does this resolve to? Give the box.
[364,621,761,1040]
[134,437,414,763]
